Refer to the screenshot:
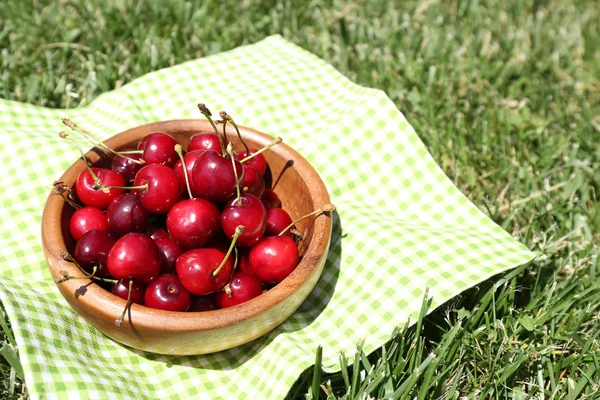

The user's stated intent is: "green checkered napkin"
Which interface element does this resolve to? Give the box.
[0,36,535,399]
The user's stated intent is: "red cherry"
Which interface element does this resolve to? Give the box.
[176,248,233,295]
[249,236,299,284]
[237,149,267,176]
[75,168,125,209]
[111,151,143,183]
[173,150,204,197]
[240,165,265,198]
[73,230,117,277]
[69,206,107,241]
[189,294,218,311]
[188,133,222,153]
[107,233,161,283]
[264,208,293,237]
[137,132,178,167]
[132,164,183,214]
[144,274,190,312]
[260,189,281,209]
[166,198,221,249]
[111,279,146,305]
[237,249,256,278]
[216,272,263,308]
[149,227,170,241]
[191,150,243,204]
[106,193,150,236]
[221,194,267,247]
[154,237,182,274]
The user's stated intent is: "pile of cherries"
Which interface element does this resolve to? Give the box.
[54,104,332,325]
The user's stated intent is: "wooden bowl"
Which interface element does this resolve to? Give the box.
[42,120,332,355]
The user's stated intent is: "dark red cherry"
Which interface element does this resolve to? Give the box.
[188,294,218,311]
[260,189,281,209]
[75,168,125,209]
[216,272,263,308]
[107,233,161,283]
[240,165,265,198]
[237,249,256,278]
[176,248,233,295]
[191,150,243,204]
[132,164,183,214]
[69,206,107,241]
[188,132,222,153]
[264,208,293,237]
[154,237,182,274]
[106,193,150,236]
[137,132,178,167]
[73,230,118,277]
[144,274,190,311]
[249,236,299,284]
[111,150,143,183]
[221,194,267,247]
[111,279,146,305]
[166,198,221,249]
[149,227,170,241]
[173,150,204,197]
[236,149,267,176]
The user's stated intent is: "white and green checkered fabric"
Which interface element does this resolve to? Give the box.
[0,36,535,399]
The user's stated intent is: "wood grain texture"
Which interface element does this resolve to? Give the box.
[41,120,332,355]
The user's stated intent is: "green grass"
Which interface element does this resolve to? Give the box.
[1,0,599,398]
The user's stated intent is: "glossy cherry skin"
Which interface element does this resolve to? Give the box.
[249,236,299,284]
[144,274,190,311]
[221,194,267,247]
[166,198,221,249]
[264,208,293,237]
[137,132,178,167]
[106,193,150,237]
[132,164,183,214]
[188,132,222,153]
[237,249,256,278]
[154,237,182,274]
[176,248,233,295]
[111,150,143,184]
[73,230,118,277]
[191,150,243,204]
[236,149,267,176]
[173,150,204,197]
[75,168,125,209]
[149,227,170,241]
[260,189,281,209]
[240,165,265,198]
[107,233,161,283]
[69,206,107,241]
[216,272,263,308]
[188,294,218,311]
[111,279,146,305]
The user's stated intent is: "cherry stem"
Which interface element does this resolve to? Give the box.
[278,204,336,237]
[52,181,81,209]
[58,253,118,284]
[198,103,226,157]
[102,184,148,191]
[212,225,245,277]
[175,144,193,199]
[224,284,233,297]
[62,118,144,165]
[226,143,242,206]
[115,280,133,327]
[220,111,250,154]
[118,150,144,155]
[59,131,102,188]
[240,137,282,163]
[220,114,229,145]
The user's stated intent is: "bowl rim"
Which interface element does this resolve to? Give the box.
[42,119,332,333]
